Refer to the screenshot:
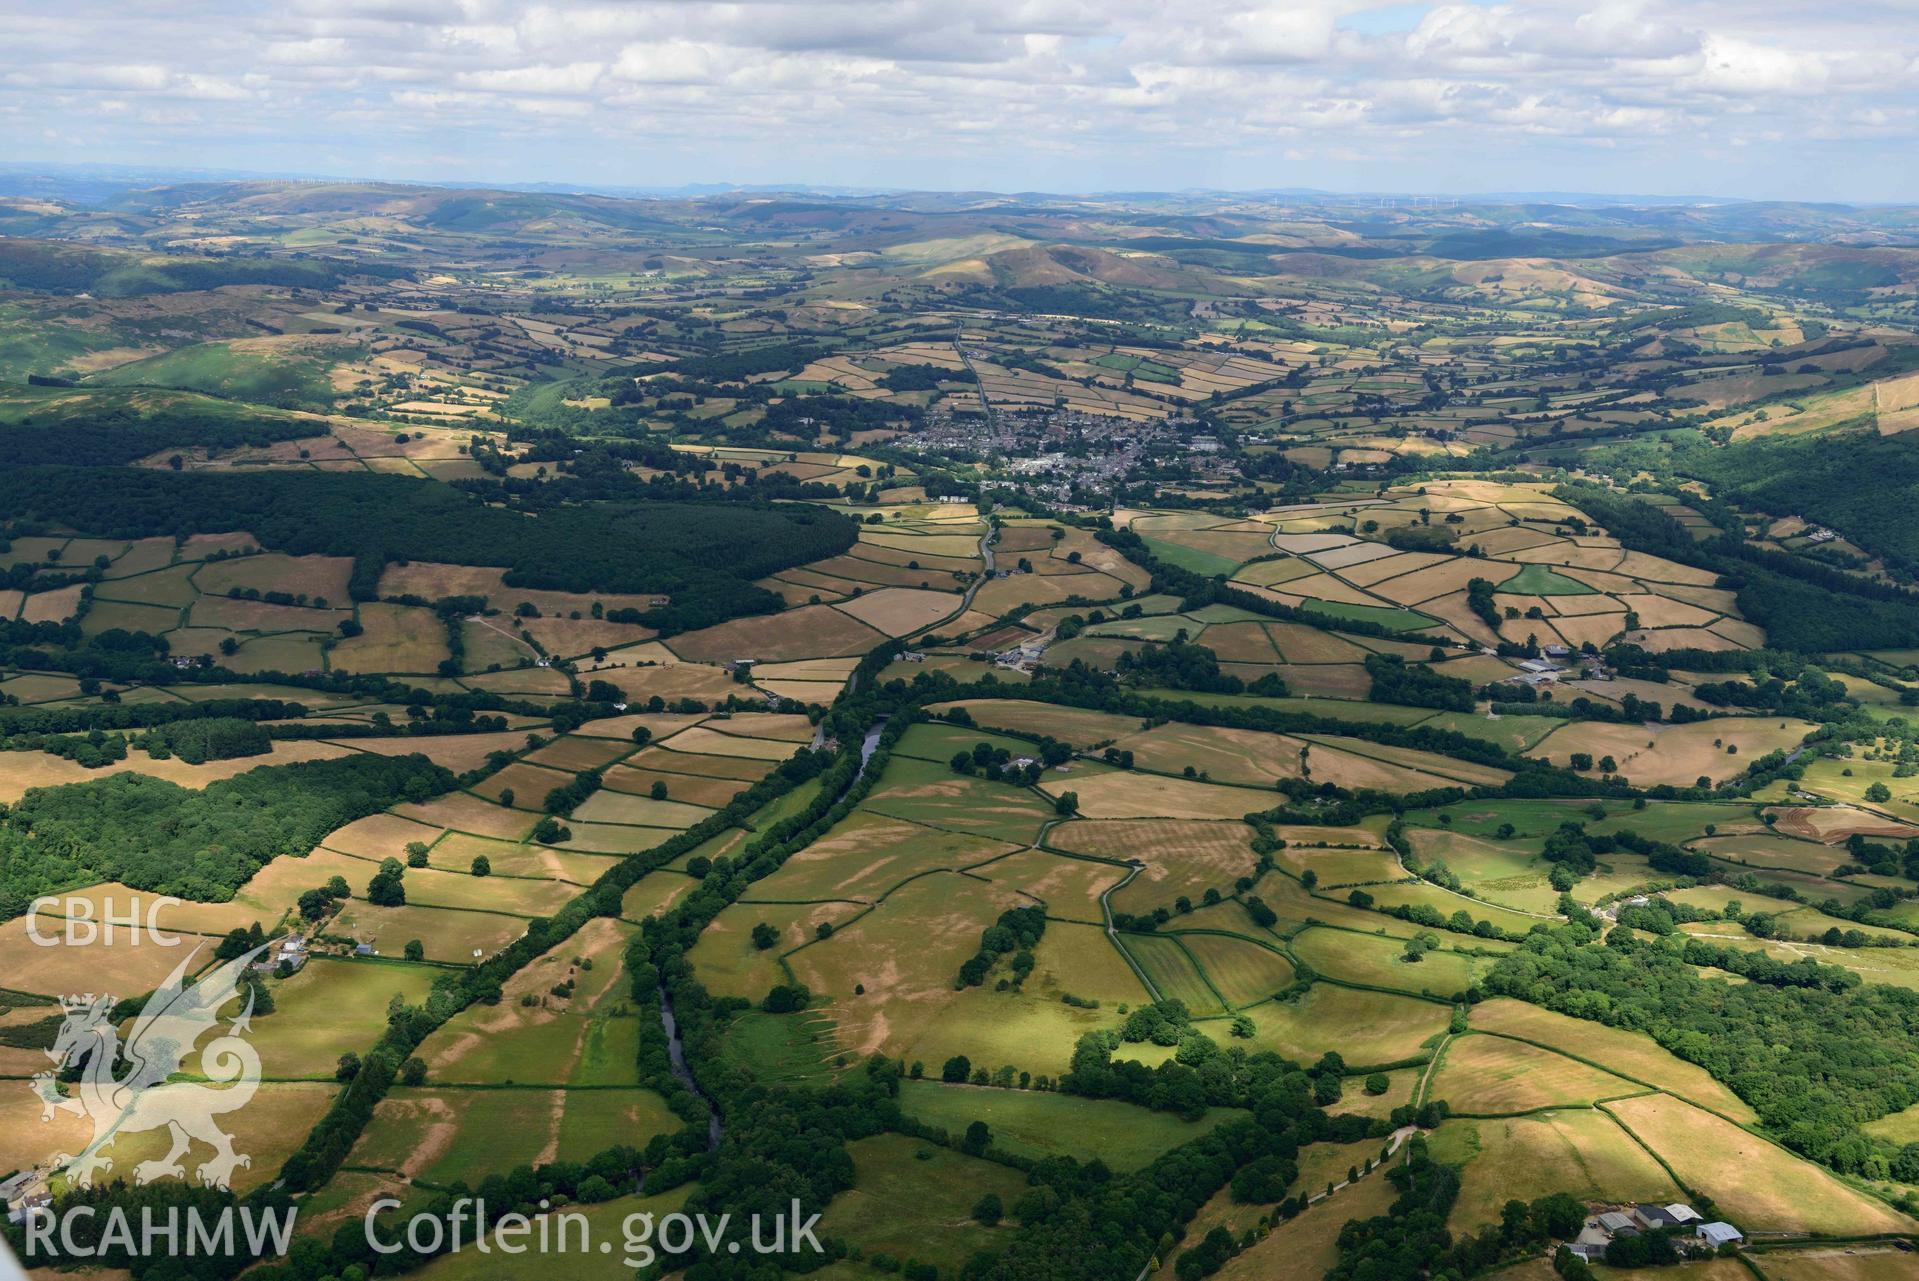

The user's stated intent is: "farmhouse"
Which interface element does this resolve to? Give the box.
[266,935,308,972]
[6,1190,52,1225]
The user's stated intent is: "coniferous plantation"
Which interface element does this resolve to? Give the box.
[6,15,1919,1274]
[0,466,858,632]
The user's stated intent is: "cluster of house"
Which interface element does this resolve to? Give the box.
[1565,1204,1744,1262]
[5,1187,52,1225]
[996,639,1047,673]
[272,934,308,971]
[1499,642,1617,692]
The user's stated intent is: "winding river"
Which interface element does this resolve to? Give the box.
[656,714,889,1150]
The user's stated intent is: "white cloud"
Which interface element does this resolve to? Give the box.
[610,41,720,84]
[0,0,1911,197]
[461,60,603,93]
[1689,35,1827,96]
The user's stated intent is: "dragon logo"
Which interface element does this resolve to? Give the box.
[16,942,269,1192]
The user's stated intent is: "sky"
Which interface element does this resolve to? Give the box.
[2,0,1916,201]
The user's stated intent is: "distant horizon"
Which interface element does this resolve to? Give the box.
[0,159,1906,211]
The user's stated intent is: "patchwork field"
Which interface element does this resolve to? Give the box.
[1466,999,1759,1123]
[815,1134,1027,1276]
[897,1081,1245,1172]
[7,184,1919,1275]
[1430,1110,1683,1236]
[1429,1034,1643,1114]
[350,1086,677,1184]
[1605,1094,1917,1235]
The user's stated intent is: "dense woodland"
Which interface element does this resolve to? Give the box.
[0,466,859,632]
[0,409,325,466]
[0,753,455,917]
[1687,432,1919,575]
[1486,924,1919,1180]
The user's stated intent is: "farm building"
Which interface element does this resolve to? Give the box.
[1696,1222,1743,1247]
[1633,1204,1700,1229]
[6,1191,51,1225]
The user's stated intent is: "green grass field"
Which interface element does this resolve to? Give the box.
[88,339,346,410]
[1495,564,1596,596]
[1121,932,1226,1013]
[1290,926,1490,998]
[1431,1111,1682,1237]
[859,754,1056,843]
[719,1008,848,1086]
[897,1080,1247,1171]
[1227,983,1449,1067]
[1175,931,1297,1007]
[241,958,441,1079]
[353,1086,680,1184]
[1140,536,1247,578]
[817,1134,1028,1274]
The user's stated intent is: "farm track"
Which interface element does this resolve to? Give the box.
[1101,864,1161,1001]
[1413,1032,1452,1109]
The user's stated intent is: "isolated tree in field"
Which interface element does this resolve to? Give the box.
[366,858,406,906]
[962,1121,992,1155]
[1054,791,1078,816]
[471,854,491,877]
[1867,782,1892,802]
[941,1054,971,1083]
[405,841,429,868]
[404,939,424,962]
[650,780,668,800]
[751,921,779,950]
[972,1193,1003,1226]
